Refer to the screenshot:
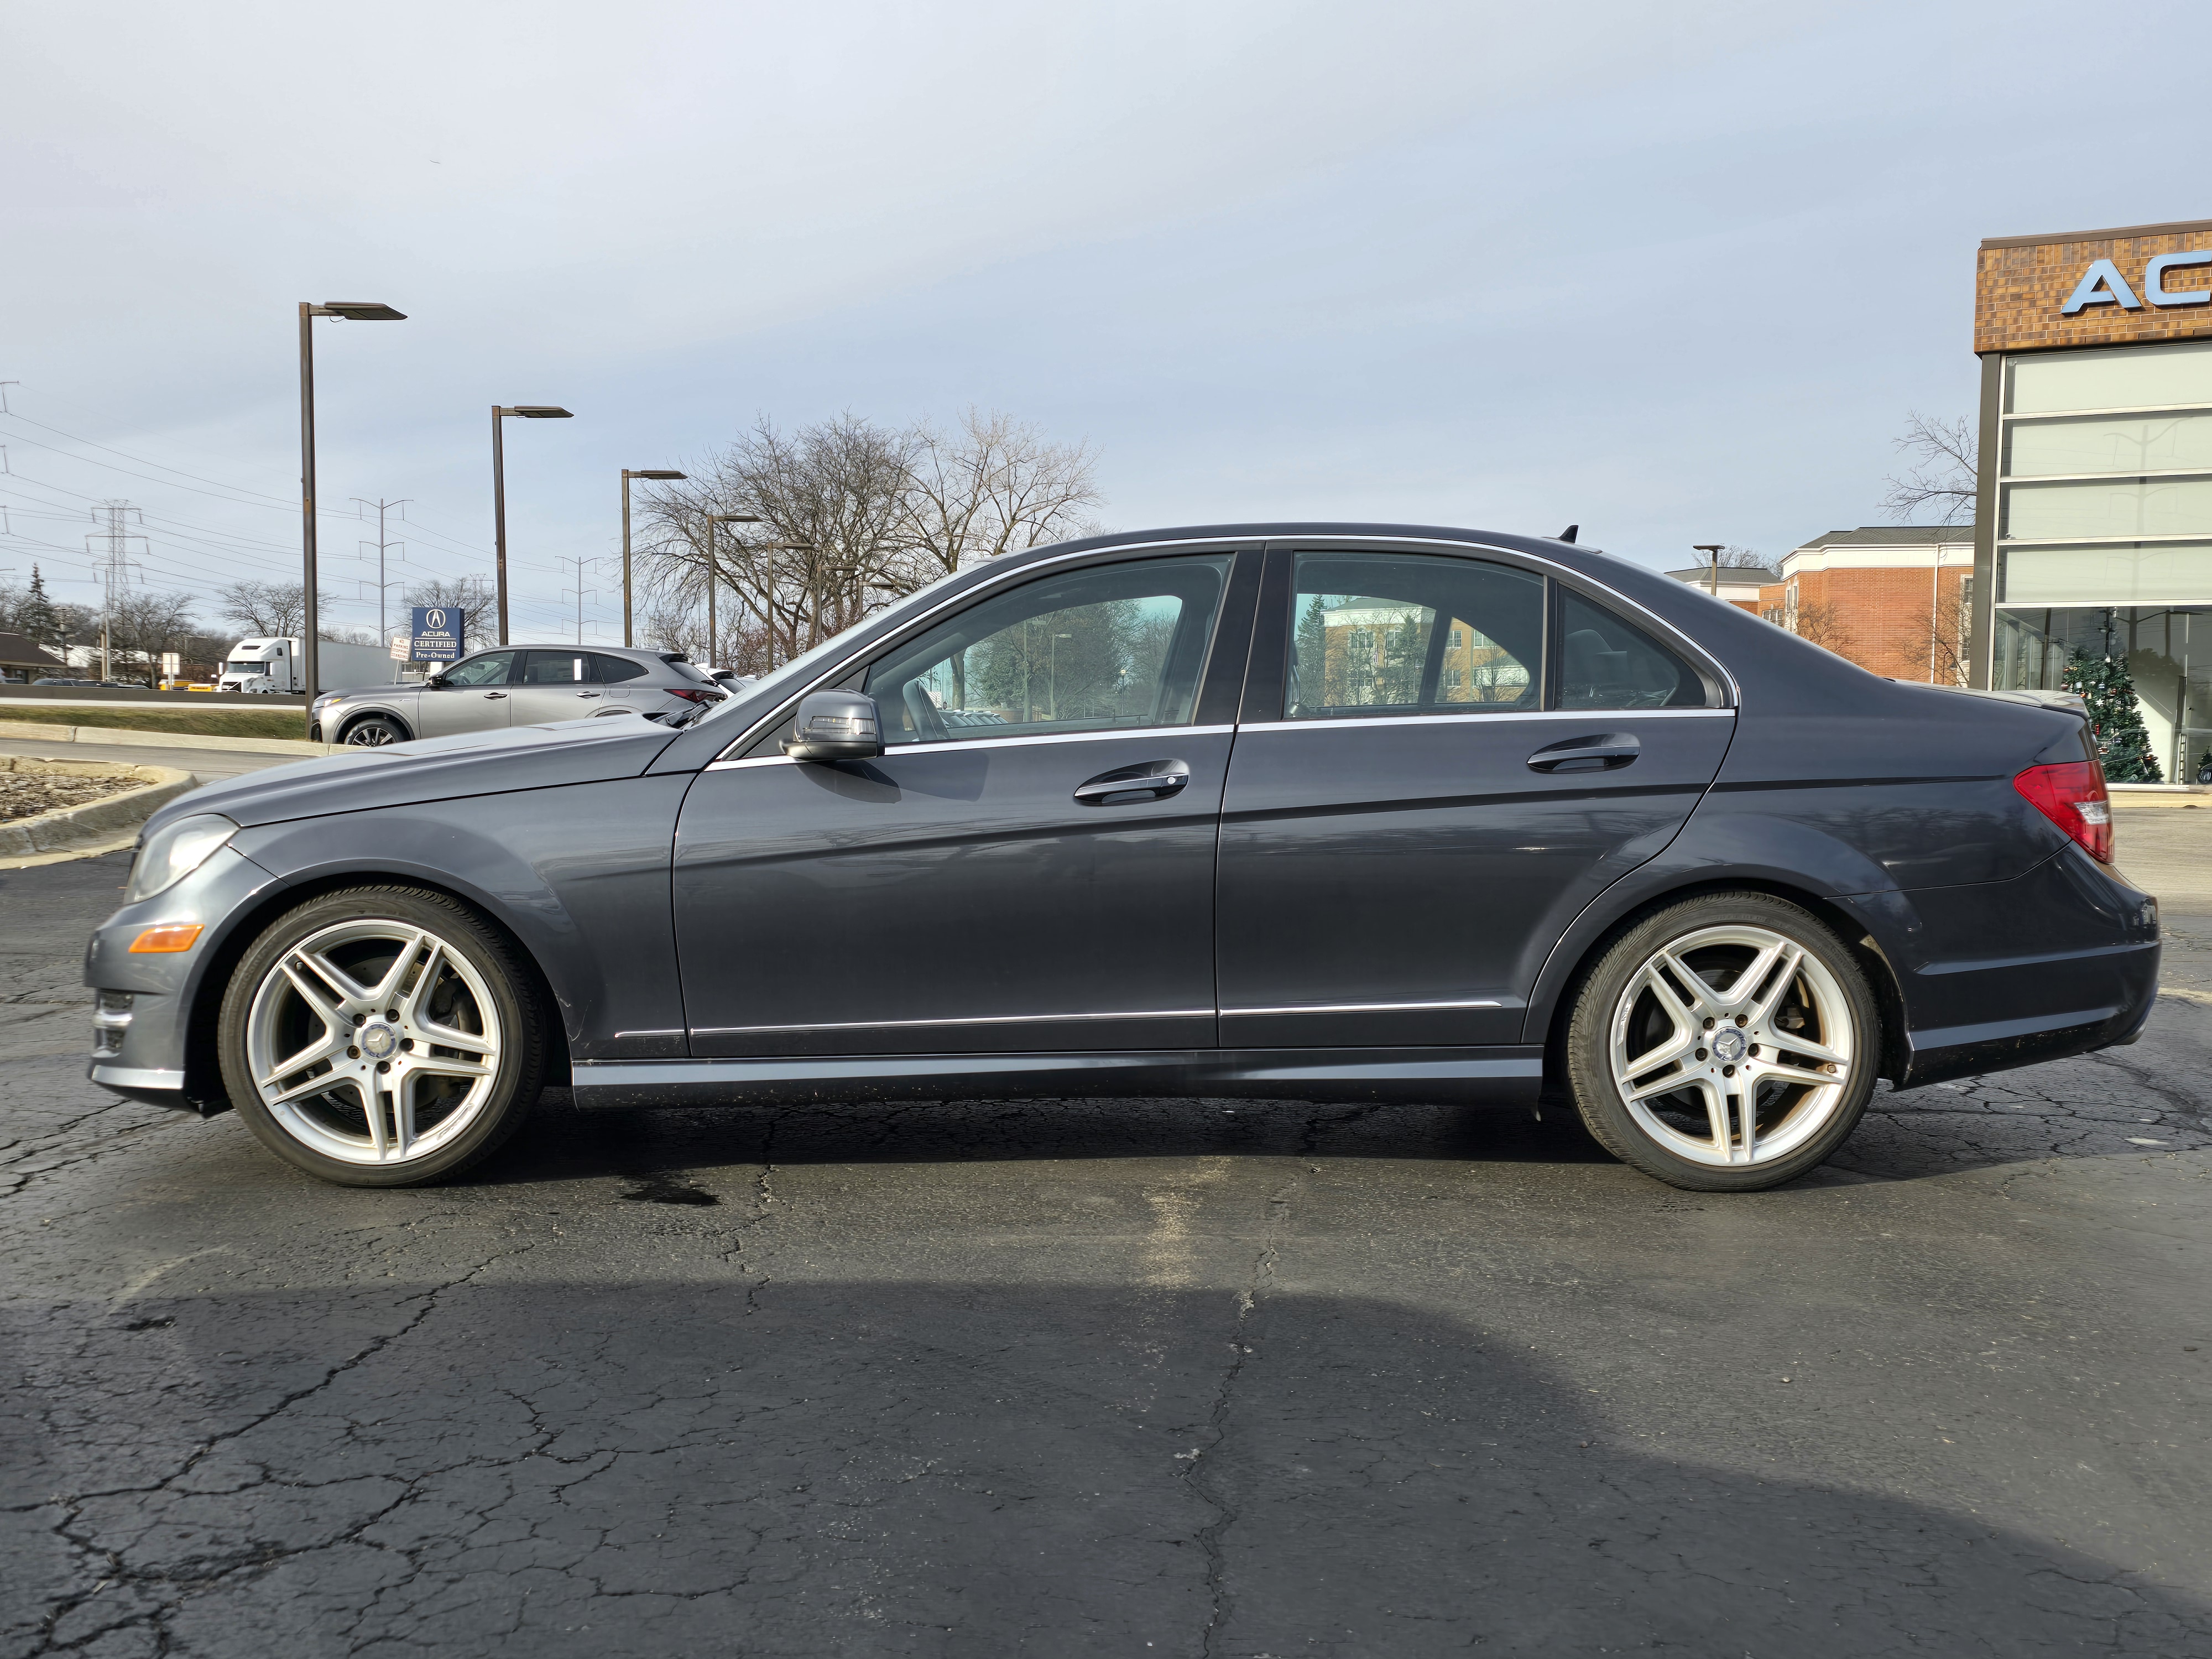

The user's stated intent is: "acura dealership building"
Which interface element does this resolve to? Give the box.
[1972,216,2212,779]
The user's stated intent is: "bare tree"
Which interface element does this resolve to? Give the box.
[1892,582,1972,686]
[216,580,338,640]
[891,409,1103,594]
[1792,597,1856,656]
[1882,413,1978,524]
[400,576,498,652]
[1715,545,1770,569]
[105,588,200,683]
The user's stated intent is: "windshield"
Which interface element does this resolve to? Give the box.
[690,566,974,725]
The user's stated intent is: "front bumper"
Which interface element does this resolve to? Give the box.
[81,843,290,1112]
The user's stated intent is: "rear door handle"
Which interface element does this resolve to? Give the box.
[576,691,602,698]
[484,691,508,700]
[1074,759,1191,804]
[1527,732,1638,773]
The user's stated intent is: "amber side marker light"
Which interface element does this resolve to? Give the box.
[129,924,205,954]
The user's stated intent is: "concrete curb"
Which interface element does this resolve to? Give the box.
[0,719,330,757]
[0,758,199,862]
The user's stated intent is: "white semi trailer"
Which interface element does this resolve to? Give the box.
[216,637,401,695]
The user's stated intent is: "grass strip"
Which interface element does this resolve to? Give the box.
[1,706,307,740]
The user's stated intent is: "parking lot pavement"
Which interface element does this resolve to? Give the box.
[4,841,2210,1657]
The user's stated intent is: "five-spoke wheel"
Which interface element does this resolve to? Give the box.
[220,888,545,1185]
[1567,894,1878,1191]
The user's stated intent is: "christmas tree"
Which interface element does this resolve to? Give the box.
[2060,648,2163,783]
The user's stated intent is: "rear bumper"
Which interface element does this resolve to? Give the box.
[1848,847,2161,1091]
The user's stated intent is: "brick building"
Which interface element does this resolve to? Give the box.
[1763,528,1974,684]
[1660,565,1776,614]
[1664,531,1973,683]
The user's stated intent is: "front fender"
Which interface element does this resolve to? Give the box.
[228,775,689,1062]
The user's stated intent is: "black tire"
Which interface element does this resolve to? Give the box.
[218,886,548,1187]
[1564,891,1880,1192]
[340,715,409,746]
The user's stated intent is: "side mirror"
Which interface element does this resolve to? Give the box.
[782,690,883,761]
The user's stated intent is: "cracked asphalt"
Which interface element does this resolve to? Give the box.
[6,812,2212,1656]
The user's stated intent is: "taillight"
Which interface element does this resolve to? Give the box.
[667,686,723,705]
[2013,758,2112,863]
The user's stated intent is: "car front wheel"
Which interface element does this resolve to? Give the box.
[1565,893,1879,1192]
[218,887,547,1186]
[341,716,408,746]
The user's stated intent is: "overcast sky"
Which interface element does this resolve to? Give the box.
[3,0,2207,648]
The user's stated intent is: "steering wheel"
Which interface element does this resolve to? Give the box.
[902,680,948,742]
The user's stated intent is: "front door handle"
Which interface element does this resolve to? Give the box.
[1527,732,1638,773]
[484,691,509,700]
[1074,759,1190,805]
[576,690,602,698]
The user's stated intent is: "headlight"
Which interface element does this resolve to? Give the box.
[126,815,239,904]
[312,693,342,711]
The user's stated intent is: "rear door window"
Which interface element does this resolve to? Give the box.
[1286,552,1542,719]
[1557,592,1705,708]
[519,651,593,685]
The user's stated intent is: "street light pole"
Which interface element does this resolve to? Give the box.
[1692,545,1724,598]
[621,468,686,648]
[298,301,405,701]
[491,405,574,646]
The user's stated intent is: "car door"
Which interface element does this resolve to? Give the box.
[413,650,517,738]
[1215,545,1735,1050]
[672,548,1259,1057]
[508,650,608,724]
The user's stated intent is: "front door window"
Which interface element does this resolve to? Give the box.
[865,555,1233,744]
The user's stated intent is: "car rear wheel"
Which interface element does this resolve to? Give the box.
[341,716,408,746]
[1564,893,1879,1192]
[218,887,547,1186]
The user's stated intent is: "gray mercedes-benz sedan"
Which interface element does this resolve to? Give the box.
[309,645,723,744]
[85,523,2157,1194]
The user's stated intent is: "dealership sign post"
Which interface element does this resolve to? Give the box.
[409,607,466,664]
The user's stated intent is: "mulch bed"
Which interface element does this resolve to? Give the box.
[0,770,135,824]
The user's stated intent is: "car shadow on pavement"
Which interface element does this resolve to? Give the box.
[8,1276,2203,1657]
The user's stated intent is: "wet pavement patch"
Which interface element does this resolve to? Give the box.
[618,1172,721,1206]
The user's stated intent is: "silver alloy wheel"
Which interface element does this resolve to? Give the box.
[1606,923,1855,1168]
[343,721,399,745]
[243,918,503,1166]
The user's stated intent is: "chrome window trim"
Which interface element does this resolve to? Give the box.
[692,1007,1214,1036]
[1235,707,1734,734]
[707,723,1237,771]
[712,531,1739,760]
[1221,998,1504,1015]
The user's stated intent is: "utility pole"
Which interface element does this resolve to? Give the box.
[702,513,758,670]
[353,498,411,646]
[1693,545,1724,598]
[557,556,597,646]
[620,468,686,648]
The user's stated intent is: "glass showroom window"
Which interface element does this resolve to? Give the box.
[1994,340,2212,779]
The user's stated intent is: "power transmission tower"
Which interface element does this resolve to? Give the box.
[557,556,598,646]
[83,500,147,681]
[352,497,411,644]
